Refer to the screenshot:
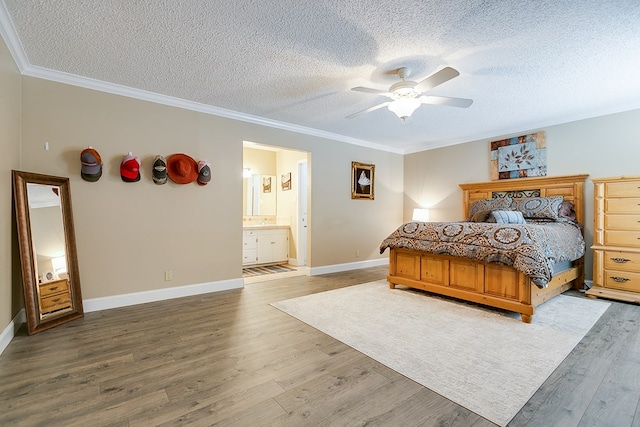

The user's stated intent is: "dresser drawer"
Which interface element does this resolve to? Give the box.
[39,279,70,297]
[603,269,640,292]
[604,230,640,248]
[605,181,640,198]
[40,292,72,313]
[605,214,640,231]
[605,198,640,214]
[603,251,640,272]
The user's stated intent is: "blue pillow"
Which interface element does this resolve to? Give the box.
[492,210,526,224]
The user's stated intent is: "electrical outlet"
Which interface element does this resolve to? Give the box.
[165,270,172,281]
[356,250,360,257]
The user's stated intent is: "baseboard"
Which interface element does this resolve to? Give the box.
[0,309,25,356]
[309,258,388,276]
[83,278,244,313]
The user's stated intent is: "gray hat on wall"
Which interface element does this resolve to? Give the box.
[80,147,102,182]
[153,155,167,185]
[197,160,211,186]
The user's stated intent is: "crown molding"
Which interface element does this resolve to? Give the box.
[0,2,403,155]
[23,65,403,155]
[0,0,28,71]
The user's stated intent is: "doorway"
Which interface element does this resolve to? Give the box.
[242,142,310,280]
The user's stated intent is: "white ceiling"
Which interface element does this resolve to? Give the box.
[1,1,639,154]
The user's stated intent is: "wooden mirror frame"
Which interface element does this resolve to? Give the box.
[12,171,83,335]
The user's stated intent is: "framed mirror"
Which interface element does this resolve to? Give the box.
[12,171,83,335]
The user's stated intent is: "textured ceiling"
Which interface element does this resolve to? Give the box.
[2,0,640,153]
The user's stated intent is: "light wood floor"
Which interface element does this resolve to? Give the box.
[1,266,639,426]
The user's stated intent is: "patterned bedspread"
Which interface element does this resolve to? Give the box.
[379,221,585,288]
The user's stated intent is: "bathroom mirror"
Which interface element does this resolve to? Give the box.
[244,174,277,216]
[12,171,83,335]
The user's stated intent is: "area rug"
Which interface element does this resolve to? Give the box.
[271,280,610,426]
[242,264,297,277]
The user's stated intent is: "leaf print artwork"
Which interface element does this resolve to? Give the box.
[498,141,538,172]
[490,131,546,180]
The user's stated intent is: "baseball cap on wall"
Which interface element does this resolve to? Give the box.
[80,146,102,182]
[152,155,167,185]
[197,160,211,186]
[120,152,141,182]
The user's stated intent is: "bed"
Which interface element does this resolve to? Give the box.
[380,174,588,323]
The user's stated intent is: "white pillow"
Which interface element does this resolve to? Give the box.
[492,210,526,224]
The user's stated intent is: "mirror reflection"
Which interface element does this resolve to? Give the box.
[27,183,69,285]
[244,174,276,216]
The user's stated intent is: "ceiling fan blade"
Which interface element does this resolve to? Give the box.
[420,95,473,108]
[351,86,393,97]
[414,67,460,93]
[346,101,391,119]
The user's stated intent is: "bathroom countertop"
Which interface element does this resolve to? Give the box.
[242,224,290,230]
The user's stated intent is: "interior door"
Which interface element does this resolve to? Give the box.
[298,161,308,266]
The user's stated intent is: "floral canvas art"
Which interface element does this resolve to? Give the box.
[490,131,546,180]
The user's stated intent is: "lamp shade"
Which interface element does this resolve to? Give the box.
[412,208,430,222]
[388,98,421,120]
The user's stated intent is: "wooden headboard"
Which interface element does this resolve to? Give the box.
[459,174,589,224]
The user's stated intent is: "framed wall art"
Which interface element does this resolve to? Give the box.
[281,172,291,191]
[262,176,272,193]
[351,162,374,200]
[490,131,547,180]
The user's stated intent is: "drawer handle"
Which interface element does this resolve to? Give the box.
[48,286,59,291]
[610,276,630,283]
[610,257,631,263]
[52,298,61,303]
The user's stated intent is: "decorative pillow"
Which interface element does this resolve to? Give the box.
[491,210,526,224]
[558,200,576,221]
[511,196,564,221]
[470,210,494,223]
[467,197,512,221]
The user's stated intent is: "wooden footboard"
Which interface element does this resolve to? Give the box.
[387,248,583,323]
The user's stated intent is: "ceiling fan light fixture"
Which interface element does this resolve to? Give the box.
[388,97,421,120]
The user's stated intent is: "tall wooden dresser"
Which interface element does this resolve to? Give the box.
[587,176,640,303]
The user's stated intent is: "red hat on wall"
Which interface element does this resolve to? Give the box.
[167,153,198,184]
[120,152,141,182]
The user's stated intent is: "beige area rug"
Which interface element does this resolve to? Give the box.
[271,280,610,426]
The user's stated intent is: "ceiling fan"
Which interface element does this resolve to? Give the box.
[346,66,473,121]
